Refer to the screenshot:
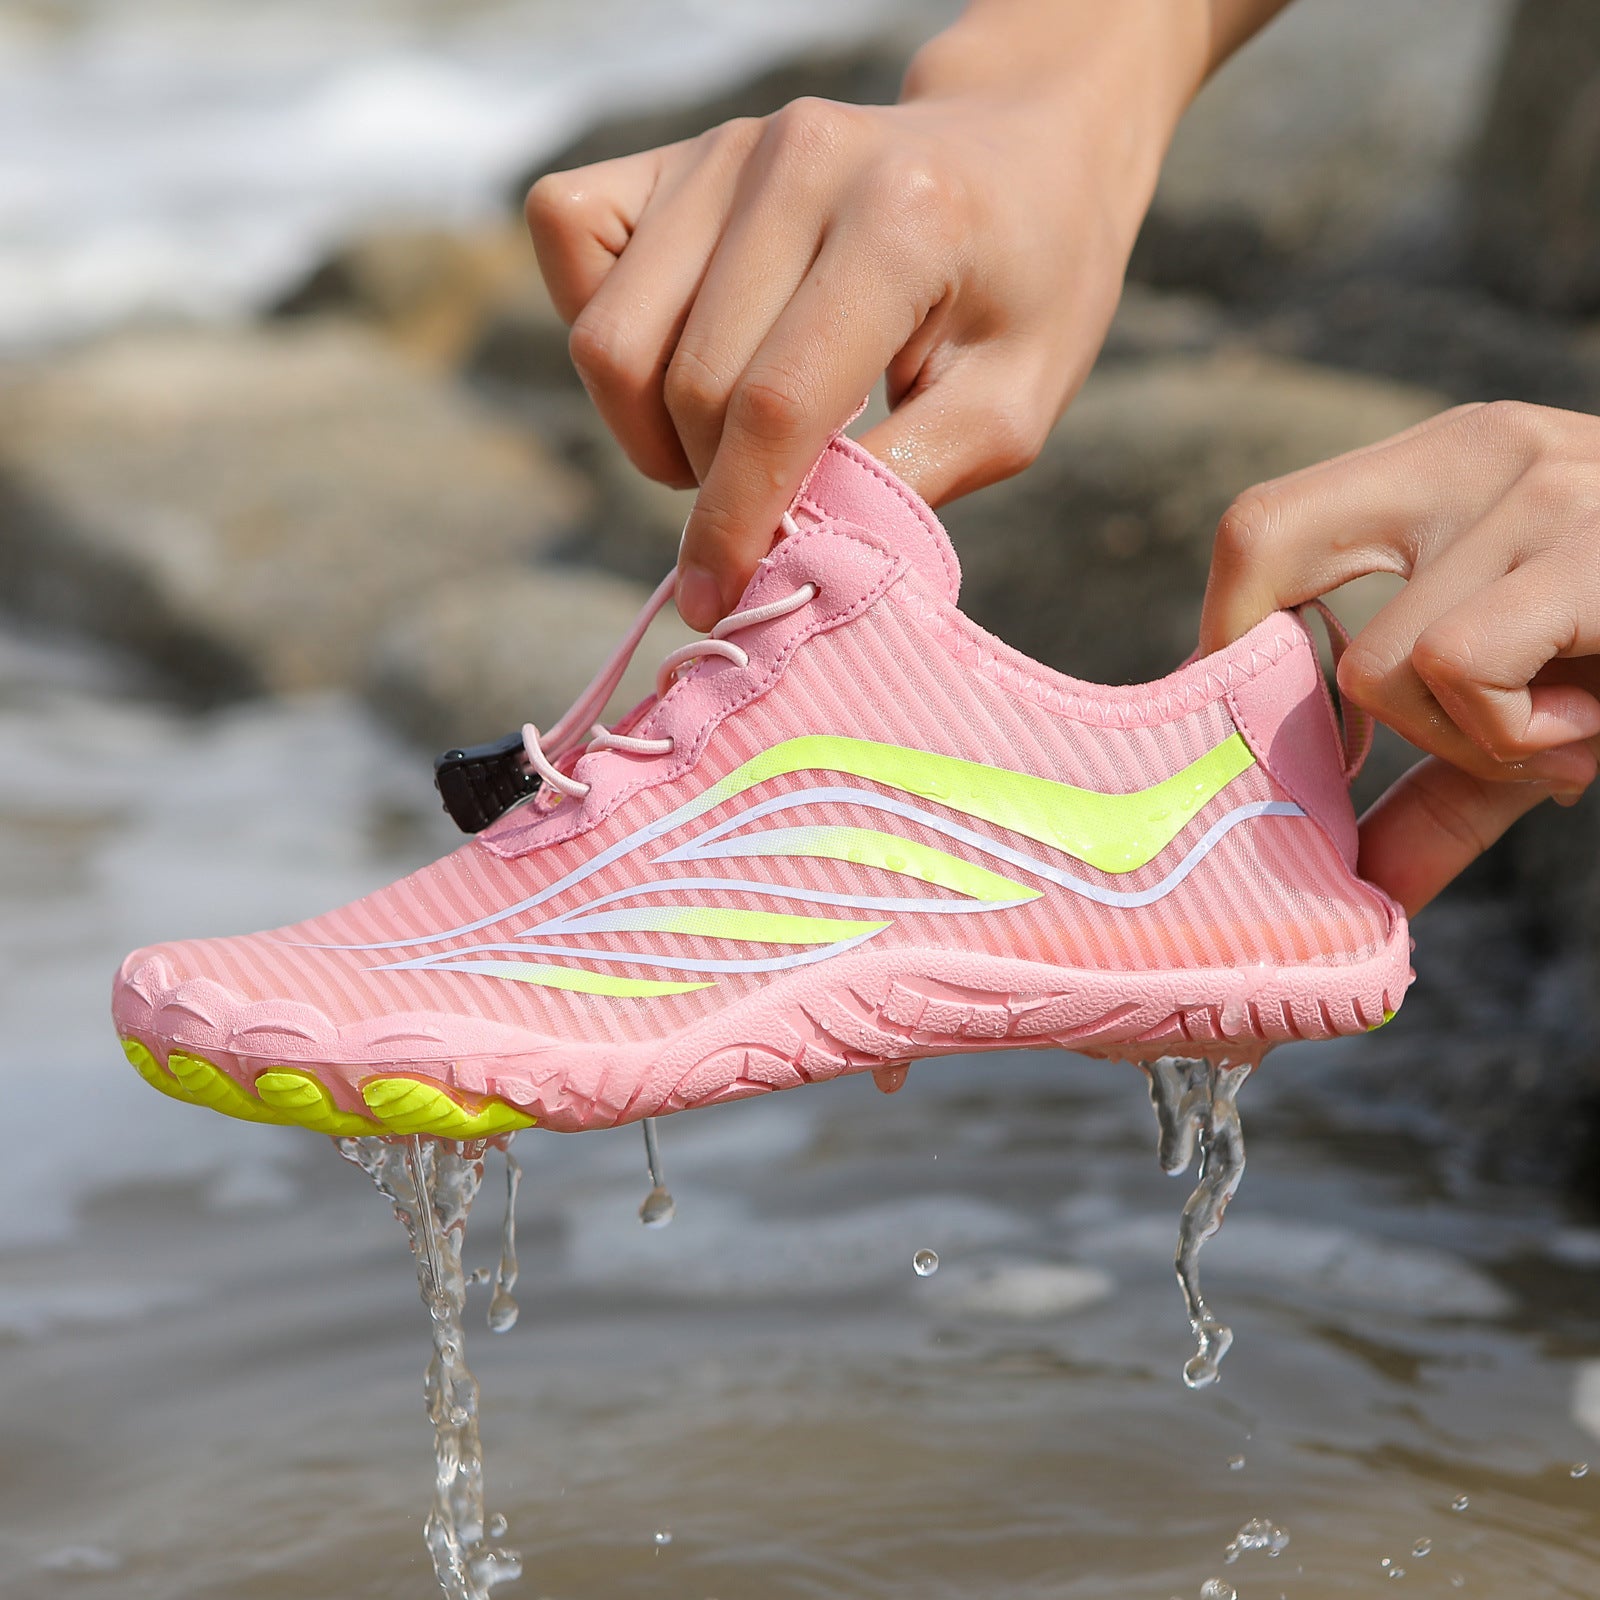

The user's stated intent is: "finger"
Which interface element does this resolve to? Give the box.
[1412,553,1600,767]
[1334,517,1600,784]
[1357,755,1576,916]
[1199,402,1520,653]
[562,126,759,487]
[857,339,1054,507]
[663,105,852,481]
[526,148,666,323]
[675,226,938,628]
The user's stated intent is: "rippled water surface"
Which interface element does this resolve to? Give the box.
[5,635,1600,1599]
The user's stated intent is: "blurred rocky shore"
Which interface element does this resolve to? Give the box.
[2,0,1597,1183]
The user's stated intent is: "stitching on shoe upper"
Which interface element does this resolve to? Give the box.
[888,581,1300,728]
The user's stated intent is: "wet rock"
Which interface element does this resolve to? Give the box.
[371,562,695,752]
[1147,0,1510,279]
[1469,0,1600,312]
[518,36,914,192]
[466,269,577,396]
[0,324,589,702]
[942,353,1444,692]
[548,424,697,586]
[272,222,565,375]
[1256,276,1600,415]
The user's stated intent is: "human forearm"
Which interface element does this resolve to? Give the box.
[902,0,1295,145]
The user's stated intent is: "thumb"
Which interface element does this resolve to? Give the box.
[1357,754,1582,916]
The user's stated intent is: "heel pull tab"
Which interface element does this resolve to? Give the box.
[1299,600,1372,784]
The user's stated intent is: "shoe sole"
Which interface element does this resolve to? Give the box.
[117,921,1410,1136]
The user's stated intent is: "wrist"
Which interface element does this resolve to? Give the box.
[902,0,1212,159]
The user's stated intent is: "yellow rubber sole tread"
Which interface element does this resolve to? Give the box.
[122,1037,189,1103]
[254,1069,385,1136]
[167,1051,300,1126]
[360,1076,537,1138]
[120,1036,536,1138]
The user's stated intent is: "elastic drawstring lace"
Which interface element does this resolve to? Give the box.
[521,513,816,803]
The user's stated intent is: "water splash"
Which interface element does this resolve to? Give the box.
[338,1134,522,1600]
[639,1117,676,1229]
[1223,1516,1289,1563]
[487,1145,520,1334]
[1146,1057,1252,1388]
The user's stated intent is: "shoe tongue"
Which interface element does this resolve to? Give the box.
[793,433,961,604]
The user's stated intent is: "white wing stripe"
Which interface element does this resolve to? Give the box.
[660,791,1304,910]
[530,875,1025,929]
[378,926,888,976]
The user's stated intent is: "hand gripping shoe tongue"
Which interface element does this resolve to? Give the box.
[111,432,1412,1138]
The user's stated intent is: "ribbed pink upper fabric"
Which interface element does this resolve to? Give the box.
[115,435,1397,1069]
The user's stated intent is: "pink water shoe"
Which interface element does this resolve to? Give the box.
[112,435,1409,1138]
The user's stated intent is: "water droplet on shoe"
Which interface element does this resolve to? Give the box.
[1412,1538,1432,1557]
[1451,1494,1470,1512]
[653,1529,673,1547]
[1227,1455,1247,1471]
[1573,1461,1590,1479]
[913,1248,940,1277]
[1199,1580,1236,1600]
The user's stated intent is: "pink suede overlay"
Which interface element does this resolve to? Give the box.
[483,509,905,859]
[1228,615,1361,869]
[796,432,962,603]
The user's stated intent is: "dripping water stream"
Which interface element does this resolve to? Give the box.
[639,1116,676,1229]
[338,1134,524,1599]
[1146,1057,1252,1389]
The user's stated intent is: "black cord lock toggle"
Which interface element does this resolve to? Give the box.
[433,731,541,833]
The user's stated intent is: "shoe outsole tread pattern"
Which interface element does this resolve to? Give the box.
[119,932,1407,1135]
[120,1038,537,1139]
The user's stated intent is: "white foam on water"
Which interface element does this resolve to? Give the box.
[0,0,946,347]
[918,1258,1115,1320]
[1066,1213,1514,1320]
[564,1187,1027,1296]
[0,1279,196,1341]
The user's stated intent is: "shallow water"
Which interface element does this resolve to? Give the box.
[5,636,1600,1598]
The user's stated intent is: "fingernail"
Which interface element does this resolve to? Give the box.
[1520,745,1596,791]
[675,564,722,632]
